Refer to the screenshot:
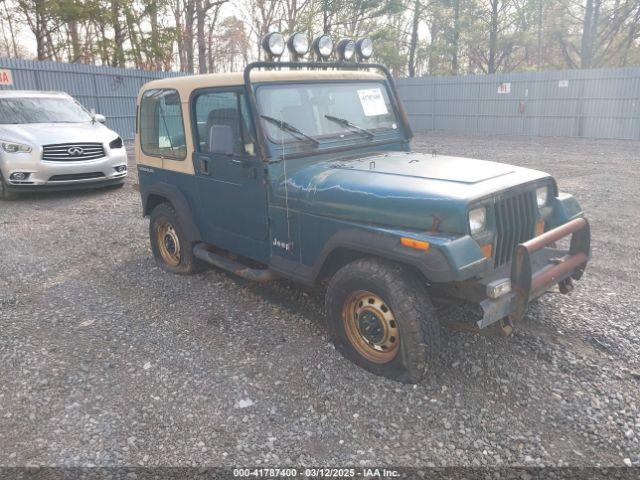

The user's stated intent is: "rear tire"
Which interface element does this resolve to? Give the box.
[325,258,440,383]
[0,173,18,200]
[149,203,204,275]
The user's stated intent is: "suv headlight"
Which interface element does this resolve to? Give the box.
[536,186,549,208]
[109,137,123,149]
[1,141,32,153]
[469,207,487,235]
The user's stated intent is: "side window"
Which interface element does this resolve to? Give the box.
[193,90,254,155]
[140,89,187,160]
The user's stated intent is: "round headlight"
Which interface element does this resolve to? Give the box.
[312,35,334,59]
[469,207,487,235]
[536,186,549,208]
[287,33,309,57]
[356,37,373,60]
[337,38,356,61]
[261,32,285,58]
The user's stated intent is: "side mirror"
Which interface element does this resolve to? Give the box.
[207,124,234,155]
[94,113,106,124]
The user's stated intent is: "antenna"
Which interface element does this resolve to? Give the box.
[280,117,292,251]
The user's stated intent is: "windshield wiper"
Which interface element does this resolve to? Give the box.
[324,115,374,139]
[260,115,319,146]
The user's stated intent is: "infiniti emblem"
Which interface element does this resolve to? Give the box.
[68,147,84,156]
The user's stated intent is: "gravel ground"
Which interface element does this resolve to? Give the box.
[0,132,638,468]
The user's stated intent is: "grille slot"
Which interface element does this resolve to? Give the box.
[494,190,537,268]
[48,172,105,182]
[42,143,105,162]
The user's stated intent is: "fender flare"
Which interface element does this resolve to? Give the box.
[309,228,456,285]
[142,182,202,243]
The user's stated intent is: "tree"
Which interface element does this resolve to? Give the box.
[0,0,638,74]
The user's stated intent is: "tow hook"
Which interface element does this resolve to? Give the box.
[559,277,574,294]
[549,257,575,293]
[495,316,514,337]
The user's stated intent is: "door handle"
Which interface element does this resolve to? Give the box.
[200,157,210,175]
[230,158,257,179]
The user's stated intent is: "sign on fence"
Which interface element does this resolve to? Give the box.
[0,69,13,86]
[497,82,511,94]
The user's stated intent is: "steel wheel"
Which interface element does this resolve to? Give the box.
[156,220,181,267]
[342,290,400,364]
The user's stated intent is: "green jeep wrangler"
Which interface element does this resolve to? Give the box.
[136,34,590,383]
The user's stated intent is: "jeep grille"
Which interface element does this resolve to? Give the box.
[494,190,537,268]
[42,143,105,162]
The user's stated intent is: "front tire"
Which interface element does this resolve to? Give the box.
[149,203,204,275]
[325,258,440,383]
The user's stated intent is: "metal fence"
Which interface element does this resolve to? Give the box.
[397,67,640,140]
[1,58,639,140]
[0,58,186,140]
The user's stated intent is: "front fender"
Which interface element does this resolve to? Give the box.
[548,192,583,229]
[308,221,488,284]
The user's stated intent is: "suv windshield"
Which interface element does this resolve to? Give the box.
[0,96,92,124]
[256,81,399,144]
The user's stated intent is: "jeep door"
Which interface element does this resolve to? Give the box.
[191,87,269,261]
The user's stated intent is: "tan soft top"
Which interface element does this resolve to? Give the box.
[141,69,385,100]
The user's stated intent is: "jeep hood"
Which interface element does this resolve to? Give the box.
[279,151,552,234]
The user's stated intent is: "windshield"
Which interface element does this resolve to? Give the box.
[0,96,93,124]
[256,81,399,144]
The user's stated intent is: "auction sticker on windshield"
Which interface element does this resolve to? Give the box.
[358,88,388,117]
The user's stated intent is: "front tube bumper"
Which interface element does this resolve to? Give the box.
[478,217,590,328]
[510,217,590,321]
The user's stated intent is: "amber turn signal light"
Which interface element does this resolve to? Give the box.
[481,244,492,259]
[400,237,430,251]
[535,220,545,236]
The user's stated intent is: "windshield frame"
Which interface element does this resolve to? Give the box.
[0,95,93,125]
[243,61,413,162]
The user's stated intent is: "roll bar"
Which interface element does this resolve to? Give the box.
[242,61,413,162]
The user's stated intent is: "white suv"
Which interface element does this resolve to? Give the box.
[0,90,128,200]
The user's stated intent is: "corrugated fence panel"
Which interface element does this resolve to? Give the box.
[1,58,639,140]
[0,58,187,140]
[398,67,640,140]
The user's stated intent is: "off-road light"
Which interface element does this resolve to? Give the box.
[287,33,309,58]
[9,172,28,181]
[312,35,334,60]
[261,32,285,58]
[1,141,32,153]
[536,186,549,208]
[487,279,511,299]
[356,37,373,60]
[469,207,487,235]
[336,38,356,61]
